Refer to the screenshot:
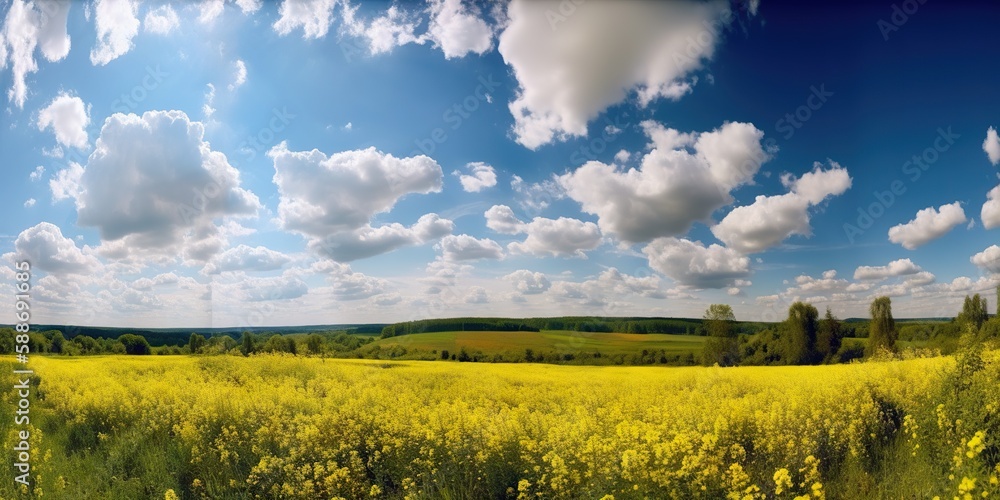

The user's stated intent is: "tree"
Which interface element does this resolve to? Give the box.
[815,307,843,363]
[188,333,207,354]
[867,296,897,355]
[702,304,739,366]
[118,334,151,355]
[781,302,819,364]
[50,331,65,354]
[240,331,256,356]
[306,334,324,355]
[958,294,988,333]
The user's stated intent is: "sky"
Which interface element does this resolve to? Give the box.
[0,0,999,328]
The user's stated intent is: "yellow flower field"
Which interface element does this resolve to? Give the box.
[3,351,999,499]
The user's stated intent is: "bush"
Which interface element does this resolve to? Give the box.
[118,334,151,355]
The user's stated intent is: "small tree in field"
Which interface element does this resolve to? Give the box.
[781,302,819,365]
[958,294,988,332]
[815,307,842,363]
[701,304,738,366]
[188,333,207,354]
[306,334,324,355]
[867,296,897,356]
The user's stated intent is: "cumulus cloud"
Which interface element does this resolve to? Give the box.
[273,0,338,38]
[90,0,140,66]
[52,110,260,261]
[485,204,601,257]
[465,286,489,303]
[984,127,1000,166]
[36,92,89,149]
[13,222,100,274]
[453,162,497,192]
[312,260,392,301]
[228,59,247,91]
[507,216,602,258]
[642,237,750,289]
[484,204,525,234]
[971,245,1000,274]
[437,234,503,261]
[560,121,771,244]
[497,0,738,148]
[1,0,72,107]
[341,3,424,55]
[23,198,36,208]
[203,244,291,274]
[503,269,551,294]
[982,185,1000,230]
[888,202,967,250]
[269,142,451,261]
[854,258,922,281]
[144,5,179,35]
[425,0,492,59]
[712,162,852,253]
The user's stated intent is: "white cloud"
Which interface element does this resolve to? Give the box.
[23,198,36,208]
[425,0,492,59]
[0,0,72,107]
[241,274,309,302]
[362,5,423,55]
[203,244,292,274]
[614,149,631,164]
[982,185,1000,230]
[90,0,140,66]
[54,110,260,262]
[497,0,736,149]
[234,0,262,14]
[197,0,225,24]
[144,5,179,35]
[36,92,89,149]
[269,142,451,261]
[273,0,337,39]
[437,234,503,261]
[228,59,247,91]
[712,162,852,253]
[503,269,551,294]
[508,216,602,258]
[464,286,488,304]
[49,161,83,201]
[560,121,770,244]
[311,260,392,301]
[642,237,750,289]
[887,202,967,250]
[453,162,497,192]
[29,165,44,181]
[203,83,216,118]
[511,174,563,214]
[984,127,1000,166]
[13,222,100,274]
[971,245,1000,274]
[132,272,179,290]
[484,204,525,234]
[854,258,922,281]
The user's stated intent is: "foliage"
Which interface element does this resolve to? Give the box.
[188,333,207,354]
[958,293,990,333]
[781,302,820,364]
[117,334,151,355]
[701,304,738,366]
[9,353,1000,498]
[868,296,898,355]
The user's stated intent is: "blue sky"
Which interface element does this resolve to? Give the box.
[1,0,999,327]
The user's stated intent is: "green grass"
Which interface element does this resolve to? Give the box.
[372,330,707,356]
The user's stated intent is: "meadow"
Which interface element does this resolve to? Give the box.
[1,347,998,499]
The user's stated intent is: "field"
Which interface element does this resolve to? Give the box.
[371,330,707,357]
[2,350,999,499]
